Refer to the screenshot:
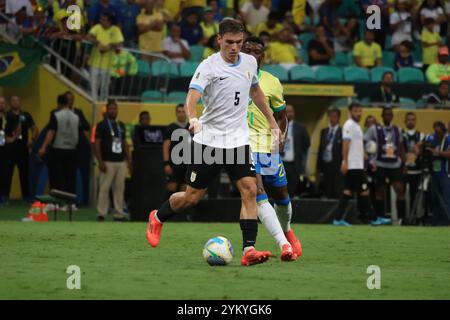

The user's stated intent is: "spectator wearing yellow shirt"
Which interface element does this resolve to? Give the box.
[86,11,124,101]
[266,27,301,64]
[164,0,183,21]
[353,30,383,68]
[422,18,442,71]
[200,6,219,42]
[155,0,173,22]
[137,0,168,57]
[254,11,283,38]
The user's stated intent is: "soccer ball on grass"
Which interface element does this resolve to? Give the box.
[202,236,234,266]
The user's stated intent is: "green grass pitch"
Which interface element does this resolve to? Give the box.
[0,204,450,299]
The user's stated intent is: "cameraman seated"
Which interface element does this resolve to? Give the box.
[419,122,450,226]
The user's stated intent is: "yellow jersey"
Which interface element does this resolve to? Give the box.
[88,24,124,69]
[267,41,298,64]
[353,41,382,68]
[248,69,286,153]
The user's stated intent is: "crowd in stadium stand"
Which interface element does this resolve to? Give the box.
[2,0,450,95]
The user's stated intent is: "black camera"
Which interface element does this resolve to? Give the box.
[421,141,434,170]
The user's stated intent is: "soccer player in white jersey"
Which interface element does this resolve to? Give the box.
[242,36,301,261]
[333,103,376,225]
[146,19,282,266]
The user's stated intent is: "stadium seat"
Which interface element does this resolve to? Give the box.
[399,97,417,109]
[304,16,319,26]
[180,62,199,77]
[189,45,205,62]
[359,97,372,107]
[290,65,316,82]
[382,51,395,68]
[151,60,179,77]
[137,60,151,76]
[299,32,315,49]
[167,91,187,103]
[343,66,370,83]
[299,48,308,64]
[262,65,289,82]
[416,98,427,109]
[141,90,163,102]
[398,67,424,83]
[385,35,393,50]
[370,67,397,82]
[347,52,354,66]
[331,52,349,67]
[315,66,344,83]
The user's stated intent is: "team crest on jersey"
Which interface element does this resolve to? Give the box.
[190,171,197,182]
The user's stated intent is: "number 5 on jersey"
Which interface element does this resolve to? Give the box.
[234,92,240,106]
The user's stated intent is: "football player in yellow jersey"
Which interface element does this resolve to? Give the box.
[243,37,302,260]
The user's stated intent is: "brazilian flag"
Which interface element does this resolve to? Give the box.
[0,43,44,87]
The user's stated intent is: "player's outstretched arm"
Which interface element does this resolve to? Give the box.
[185,88,202,134]
[250,84,280,131]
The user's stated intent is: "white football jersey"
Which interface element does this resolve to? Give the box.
[342,118,364,170]
[189,52,259,149]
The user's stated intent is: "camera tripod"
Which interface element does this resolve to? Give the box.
[407,168,450,225]
[406,170,431,225]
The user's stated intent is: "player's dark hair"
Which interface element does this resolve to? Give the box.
[382,106,393,115]
[175,103,184,111]
[243,36,265,48]
[382,71,394,80]
[433,121,447,132]
[139,111,150,120]
[439,80,449,87]
[64,91,74,97]
[101,10,116,25]
[106,99,117,110]
[405,112,416,119]
[219,18,245,35]
[348,102,361,111]
[327,107,341,117]
[259,31,270,38]
[57,94,68,106]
